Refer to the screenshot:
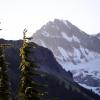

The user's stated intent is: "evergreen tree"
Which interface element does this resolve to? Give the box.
[0,46,12,100]
[18,29,44,100]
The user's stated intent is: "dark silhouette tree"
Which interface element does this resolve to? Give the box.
[18,29,44,100]
[0,44,12,100]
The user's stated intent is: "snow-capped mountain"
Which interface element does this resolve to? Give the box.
[31,19,100,95]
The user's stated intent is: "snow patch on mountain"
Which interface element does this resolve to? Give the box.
[80,47,100,61]
[58,47,68,59]
[72,35,80,43]
[73,69,100,80]
[60,57,100,71]
[36,39,47,48]
[61,32,72,42]
[73,48,82,62]
[56,45,100,66]
[61,32,80,43]
[79,83,100,95]
[41,31,49,37]
[62,20,71,29]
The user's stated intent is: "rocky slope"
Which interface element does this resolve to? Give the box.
[31,19,100,95]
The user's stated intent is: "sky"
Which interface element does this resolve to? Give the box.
[0,0,100,40]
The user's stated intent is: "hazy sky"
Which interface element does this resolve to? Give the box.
[0,0,100,40]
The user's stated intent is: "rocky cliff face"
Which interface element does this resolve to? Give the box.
[31,19,100,95]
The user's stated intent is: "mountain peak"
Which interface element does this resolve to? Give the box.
[35,18,88,39]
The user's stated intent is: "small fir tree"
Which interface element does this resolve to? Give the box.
[0,45,12,100]
[18,29,44,100]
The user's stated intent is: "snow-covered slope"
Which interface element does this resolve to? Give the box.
[31,19,100,95]
[63,58,100,95]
